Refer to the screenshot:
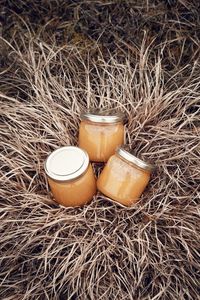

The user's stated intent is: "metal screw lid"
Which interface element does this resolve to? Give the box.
[116,146,155,172]
[44,146,89,182]
[80,108,125,124]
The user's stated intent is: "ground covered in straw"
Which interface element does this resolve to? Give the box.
[0,1,200,299]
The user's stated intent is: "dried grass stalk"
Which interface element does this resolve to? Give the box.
[0,24,200,300]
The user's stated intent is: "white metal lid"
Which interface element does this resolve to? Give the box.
[116,146,155,172]
[44,146,89,181]
[80,108,125,124]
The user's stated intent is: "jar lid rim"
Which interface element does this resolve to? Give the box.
[116,146,155,172]
[44,146,89,182]
[80,109,125,124]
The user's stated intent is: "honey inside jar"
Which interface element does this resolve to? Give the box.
[45,146,96,207]
[97,147,154,206]
[79,109,125,162]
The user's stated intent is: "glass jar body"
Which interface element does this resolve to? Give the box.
[97,154,150,206]
[48,164,96,207]
[79,120,124,162]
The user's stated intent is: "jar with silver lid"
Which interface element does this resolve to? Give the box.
[97,146,155,206]
[45,146,96,207]
[78,109,125,162]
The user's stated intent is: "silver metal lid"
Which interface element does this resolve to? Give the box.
[116,146,155,172]
[44,146,89,182]
[80,108,125,124]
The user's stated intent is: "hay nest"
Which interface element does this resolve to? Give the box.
[0,2,200,299]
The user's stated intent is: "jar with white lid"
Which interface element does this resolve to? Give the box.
[45,146,96,207]
[97,146,154,206]
[78,109,125,162]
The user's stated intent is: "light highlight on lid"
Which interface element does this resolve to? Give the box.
[80,108,125,124]
[116,146,155,172]
[45,146,89,181]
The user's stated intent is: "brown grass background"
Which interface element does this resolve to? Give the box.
[0,1,200,299]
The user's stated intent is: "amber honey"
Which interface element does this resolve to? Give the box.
[45,146,96,207]
[79,110,125,162]
[97,147,154,206]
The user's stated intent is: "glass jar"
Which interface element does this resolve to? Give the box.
[78,109,125,162]
[97,146,154,206]
[45,146,96,207]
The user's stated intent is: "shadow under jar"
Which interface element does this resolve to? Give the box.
[97,146,154,206]
[45,146,96,207]
[78,109,125,162]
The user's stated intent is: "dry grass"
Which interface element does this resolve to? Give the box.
[0,4,200,300]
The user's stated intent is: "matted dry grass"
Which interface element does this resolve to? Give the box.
[0,4,200,300]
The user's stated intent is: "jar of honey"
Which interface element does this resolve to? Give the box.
[45,146,96,207]
[79,109,125,162]
[97,146,154,206]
